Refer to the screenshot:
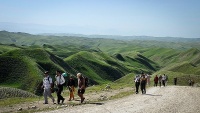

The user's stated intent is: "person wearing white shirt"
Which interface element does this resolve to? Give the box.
[55,70,65,104]
[162,74,166,87]
[42,71,55,104]
[146,74,151,86]
[134,75,140,94]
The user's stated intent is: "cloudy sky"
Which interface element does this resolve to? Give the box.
[0,0,200,38]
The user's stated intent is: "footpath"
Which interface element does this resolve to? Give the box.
[38,86,200,113]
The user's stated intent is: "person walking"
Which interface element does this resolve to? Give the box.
[158,75,162,87]
[77,73,86,103]
[154,75,158,87]
[140,74,147,94]
[42,71,55,104]
[165,74,168,86]
[134,75,140,94]
[146,74,151,86]
[162,74,166,87]
[55,70,65,104]
[174,77,177,85]
[67,75,75,101]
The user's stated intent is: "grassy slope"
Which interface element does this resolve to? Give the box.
[109,46,200,86]
[0,55,41,91]
[64,51,130,84]
[149,48,200,85]
[1,31,200,91]
[0,44,21,54]
[63,49,159,84]
[0,48,70,94]
[0,44,159,95]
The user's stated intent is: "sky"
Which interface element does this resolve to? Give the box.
[0,0,200,38]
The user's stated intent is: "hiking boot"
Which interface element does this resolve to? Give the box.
[81,98,85,103]
[43,103,48,104]
[62,98,65,104]
[52,99,56,104]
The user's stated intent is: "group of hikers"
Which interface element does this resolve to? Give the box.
[153,74,168,87]
[41,70,196,104]
[134,73,168,94]
[134,73,151,94]
[134,73,197,94]
[41,70,86,104]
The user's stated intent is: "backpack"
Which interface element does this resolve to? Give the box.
[84,77,89,88]
[78,73,89,88]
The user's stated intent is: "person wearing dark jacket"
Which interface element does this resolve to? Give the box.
[55,70,65,104]
[134,75,140,94]
[140,74,147,94]
[154,75,159,87]
[67,75,75,101]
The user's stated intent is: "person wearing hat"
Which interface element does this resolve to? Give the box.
[42,71,55,104]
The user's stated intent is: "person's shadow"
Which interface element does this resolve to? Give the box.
[75,99,104,105]
[145,94,162,96]
[88,102,104,105]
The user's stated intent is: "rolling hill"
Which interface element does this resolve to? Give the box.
[0,44,159,95]
[0,46,82,94]
[1,31,200,95]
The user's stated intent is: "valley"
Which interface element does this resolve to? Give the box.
[0,31,200,112]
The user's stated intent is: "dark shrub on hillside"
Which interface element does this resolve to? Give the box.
[115,54,125,61]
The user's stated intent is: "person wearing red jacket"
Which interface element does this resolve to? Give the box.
[154,75,159,87]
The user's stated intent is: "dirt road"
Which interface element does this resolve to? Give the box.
[39,86,200,113]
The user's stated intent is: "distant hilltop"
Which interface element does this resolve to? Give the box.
[38,33,200,42]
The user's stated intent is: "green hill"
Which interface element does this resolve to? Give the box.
[1,31,200,96]
[64,51,129,84]
[0,44,21,55]
[64,50,159,84]
[150,48,200,85]
[0,48,70,94]
[0,55,41,91]
[0,44,159,95]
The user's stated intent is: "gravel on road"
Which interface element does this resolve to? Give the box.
[38,86,200,113]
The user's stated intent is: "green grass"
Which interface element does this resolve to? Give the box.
[0,44,21,54]
[109,90,134,100]
[1,31,200,99]
[152,70,200,86]
[113,73,135,87]
[64,51,131,84]
[0,56,41,90]
[0,48,70,95]
[0,97,38,107]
